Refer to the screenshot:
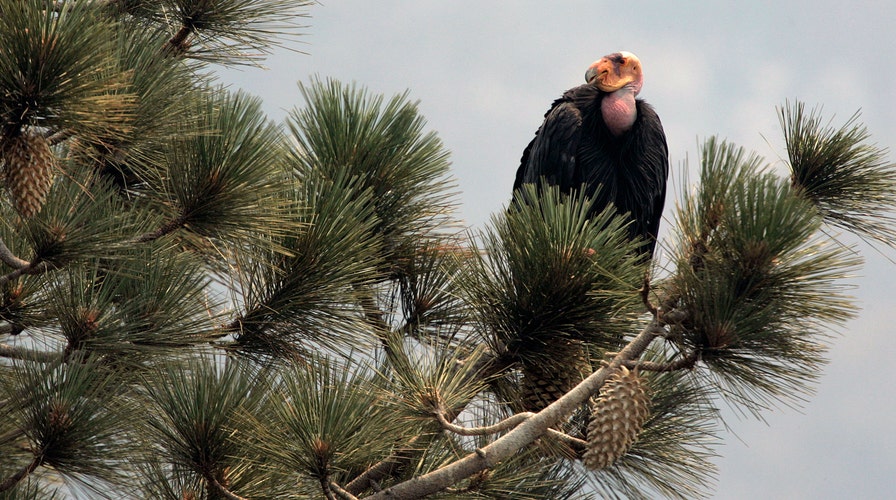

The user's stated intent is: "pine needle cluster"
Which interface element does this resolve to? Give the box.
[668,137,861,413]
[464,185,645,358]
[782,101,896,245]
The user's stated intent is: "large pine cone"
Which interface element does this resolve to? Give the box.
[2,132,56,218]
[583,366,650,470]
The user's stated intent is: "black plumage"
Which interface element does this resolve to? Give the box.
[513,77,669,257]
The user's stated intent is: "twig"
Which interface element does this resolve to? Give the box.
[207,474,249,500]
[0,238,29,269]
[621,350,699,372]
[0,343,61,363]
[322,483,337,500]
[0,454,41,493]
[46,128,73,146]
[163,24,194,56]
[640,275,657,316]
[0,262,50,286]
[132,216,187,243]
[0,238,51,285]
[545,428,588,455]
[330,481,360,500]
[436,408,534,436]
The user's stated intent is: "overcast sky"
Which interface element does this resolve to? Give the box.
[222,2,895,498]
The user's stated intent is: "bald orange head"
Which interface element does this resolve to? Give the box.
[585,51,644,94]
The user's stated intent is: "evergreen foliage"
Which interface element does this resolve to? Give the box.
[0,1,894,498]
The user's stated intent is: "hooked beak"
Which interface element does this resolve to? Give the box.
[585,53,639,92]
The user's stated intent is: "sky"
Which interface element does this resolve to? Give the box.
[221,2,896,498]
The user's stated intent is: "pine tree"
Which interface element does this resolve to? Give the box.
[2,2,895,499]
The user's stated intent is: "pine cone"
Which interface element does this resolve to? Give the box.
[520,339,592,411]
[583,366,650,470]
[2,132,56,218]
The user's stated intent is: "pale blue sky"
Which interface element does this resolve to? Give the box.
[222,2,896,497]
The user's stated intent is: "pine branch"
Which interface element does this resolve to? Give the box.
[545,428,588,454]
[0,237,52,285]
[147,0,313,66]
[782,101,896,245]
[368,320,665,499]
[344,349,502,496]
[438,406,590,456]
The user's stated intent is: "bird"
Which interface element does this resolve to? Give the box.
[513,51,669,257]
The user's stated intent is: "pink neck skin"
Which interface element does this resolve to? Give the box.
[601,85,638,136]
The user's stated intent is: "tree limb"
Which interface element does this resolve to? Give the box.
[368,321,663,499]
[640,275,658,316]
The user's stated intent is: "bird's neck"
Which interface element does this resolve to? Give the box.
[601,87,637,136]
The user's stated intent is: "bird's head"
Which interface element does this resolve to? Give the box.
[585,51,643,95]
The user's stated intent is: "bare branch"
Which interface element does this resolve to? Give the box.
[545,428,588,455]
[0,264,49,286]
[321,481,337,500]
[436,408,534,436]
[0,238,29,269]
[330,481,360,500]
[621,350,700,372]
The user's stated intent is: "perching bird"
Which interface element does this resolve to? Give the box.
[513,51,669,257]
